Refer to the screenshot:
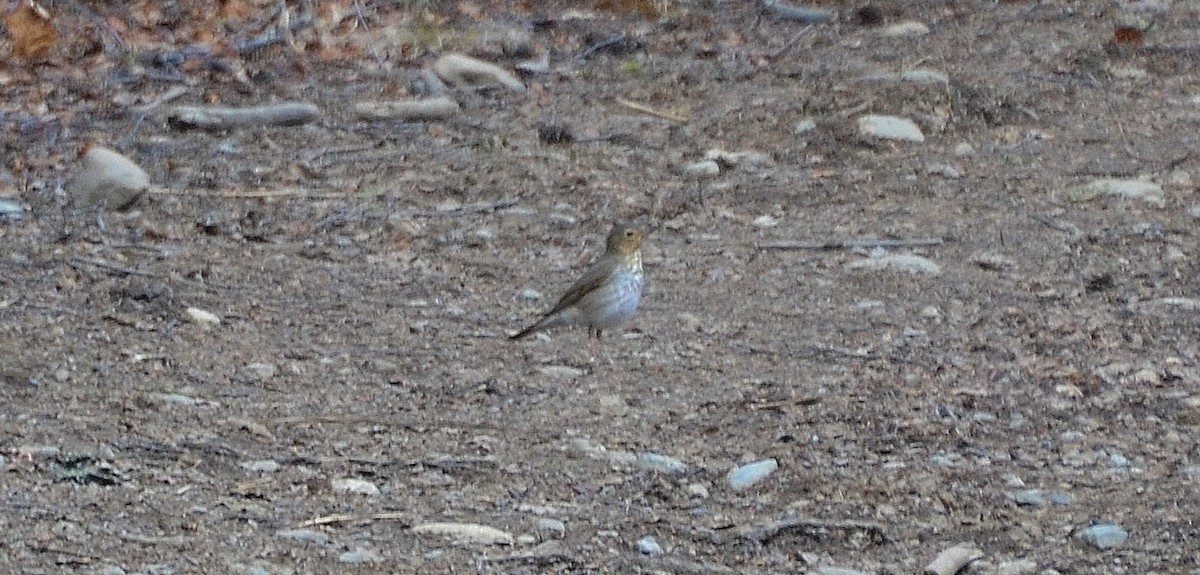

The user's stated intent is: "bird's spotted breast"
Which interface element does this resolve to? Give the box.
[583,265,642,329]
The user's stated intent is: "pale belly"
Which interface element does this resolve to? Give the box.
[577,272,643,330]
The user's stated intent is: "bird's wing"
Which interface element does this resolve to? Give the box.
[543,256,614,316]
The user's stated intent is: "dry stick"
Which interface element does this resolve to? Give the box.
[758,237,944,250]
[393,197,519,218]
[297,512,408,528]
[118,533,191,546]
[68,257,156,279]
[768,25,814,59]
[740,515,888,544]
[924,542,984,575]
[167,102,321,130]
[272,413,391,425]
[576,34,628,61]
[761,0,836,23]
[33,545,105,564]
[145,187,350,199]
[353,97,460,121]
[132,86,190,114]
[615,97,689,123]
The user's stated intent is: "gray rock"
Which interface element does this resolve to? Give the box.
[1065,178,1164,207]
[68,146,150,210]
[638,452,687,474]
[331,478,380,496]
[240,460,280,473]
[857,115,925,143]
[684,159,720,178]
[1077,523,1128,550]
[814,567,868,575]
[636,535,664,556]
[1013,489,1072,506]
[0,197,23,222]
[338,549,382,564]
[727,458,778,490]
[536,518,566,537]
[996,558,1038,575]
[276,528,331,545]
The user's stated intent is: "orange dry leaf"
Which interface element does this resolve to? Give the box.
[2,0,57,59]
[1112,26,1144,46]
[219,0,252,20]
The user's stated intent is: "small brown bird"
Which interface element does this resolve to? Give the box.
[511,222,647,340]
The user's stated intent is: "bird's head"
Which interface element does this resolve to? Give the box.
[605,222,647,257]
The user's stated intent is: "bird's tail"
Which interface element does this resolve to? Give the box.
[510,313,563,340]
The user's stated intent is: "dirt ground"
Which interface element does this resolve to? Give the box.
[2,1,1199,573]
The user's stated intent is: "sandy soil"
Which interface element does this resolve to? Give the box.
[2,1,1199,573]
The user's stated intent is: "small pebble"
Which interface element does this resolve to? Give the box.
[847,253,941,275]
[536,518,566,537]
[684,160,720,178]
[276,529,331,545]
[996,558,1039,575]
[231,565,272,575]
[636,535,664,556]
[1077,523,1128,550]
[753,215,778,228]
[331,478,380,496]
[68,146,150,210]
[145,392,197,406]
[727,458,778,490]
[540,365,586,378]
[0,197,23,222]
[240,460,279,473]
[243,362,277,381]
[1013,489,1073,507]
[185,307,221,326]
[338,549,382,564]
[814,567,868,575]
[880,21,930,37]
[857,115,925,143]
[638,452,688,474]
[1065,178,1164,207]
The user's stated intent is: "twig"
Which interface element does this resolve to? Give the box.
[131,86,190,114]
[761,0,836,23]
[297,512,408,528]
[576,34,628,61]
[615,97,689,123]
[167,102,322,131]
[758,237,944,250]
[354,97,460,121]
[145,187,349,199]
[739,515,888,544]
[393,197,519,218]
[118,532,192,546]
[68,257,155,279]
[272,413,391,425]
[1030,214,1082,237]
[768,25,813,60]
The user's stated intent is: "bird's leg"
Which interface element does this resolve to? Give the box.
[589,329,615,365]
